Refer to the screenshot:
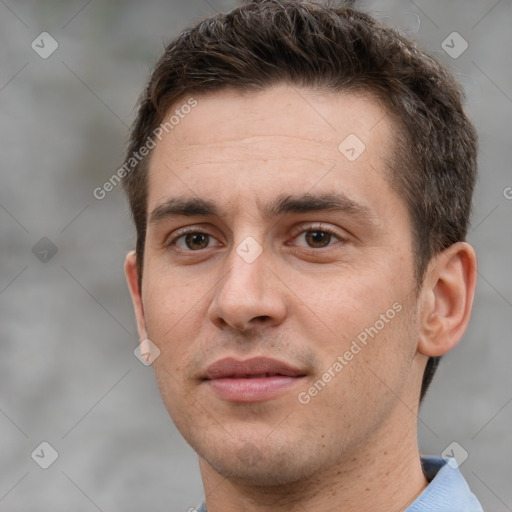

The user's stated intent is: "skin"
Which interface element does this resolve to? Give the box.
[125,85,477,511]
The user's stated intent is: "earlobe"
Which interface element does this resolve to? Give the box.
[124,250,148,341]
[417,242,477,357]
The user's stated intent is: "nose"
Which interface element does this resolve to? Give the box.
[207,240,287,332]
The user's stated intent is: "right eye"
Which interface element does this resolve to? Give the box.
[167,230,220,252]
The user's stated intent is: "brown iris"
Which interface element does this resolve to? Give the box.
[185,233,210,250]
[304,230,332,248]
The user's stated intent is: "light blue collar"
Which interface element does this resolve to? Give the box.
[405,456,483,511]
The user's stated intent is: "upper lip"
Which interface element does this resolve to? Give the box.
[203,356,307,380]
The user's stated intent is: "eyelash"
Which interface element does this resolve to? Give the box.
[166,223,346,252]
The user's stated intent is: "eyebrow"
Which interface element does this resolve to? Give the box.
[149,192,377,226]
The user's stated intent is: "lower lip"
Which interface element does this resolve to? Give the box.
[205,376,302,402]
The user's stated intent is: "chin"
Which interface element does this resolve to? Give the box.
[197,438,320,487]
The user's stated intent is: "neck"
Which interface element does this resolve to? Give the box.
[199,417,428,512]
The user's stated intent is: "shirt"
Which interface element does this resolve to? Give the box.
[407,456,483,511]
[192,456,484,511]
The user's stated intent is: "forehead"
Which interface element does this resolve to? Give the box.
[156,85,390,152]
[146,85,399,221]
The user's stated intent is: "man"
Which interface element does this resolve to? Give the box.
[122,1,483,510]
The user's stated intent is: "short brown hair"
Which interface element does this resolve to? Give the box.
[121,0,478,402]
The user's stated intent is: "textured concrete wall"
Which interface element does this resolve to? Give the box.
[1,1,510,510]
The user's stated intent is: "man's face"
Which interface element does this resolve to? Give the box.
[128,85,426,485]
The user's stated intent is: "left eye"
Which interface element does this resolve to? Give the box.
[294,229,342,249]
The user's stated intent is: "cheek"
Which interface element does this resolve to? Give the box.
[299,267,396,336]
[299,264,415,382]
[300,305,416,440]
[142,270,210,366]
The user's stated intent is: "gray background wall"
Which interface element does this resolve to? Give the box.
[1,1,511,511]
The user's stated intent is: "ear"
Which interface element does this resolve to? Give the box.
[124,250,148,342]
[417,242,477,357]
